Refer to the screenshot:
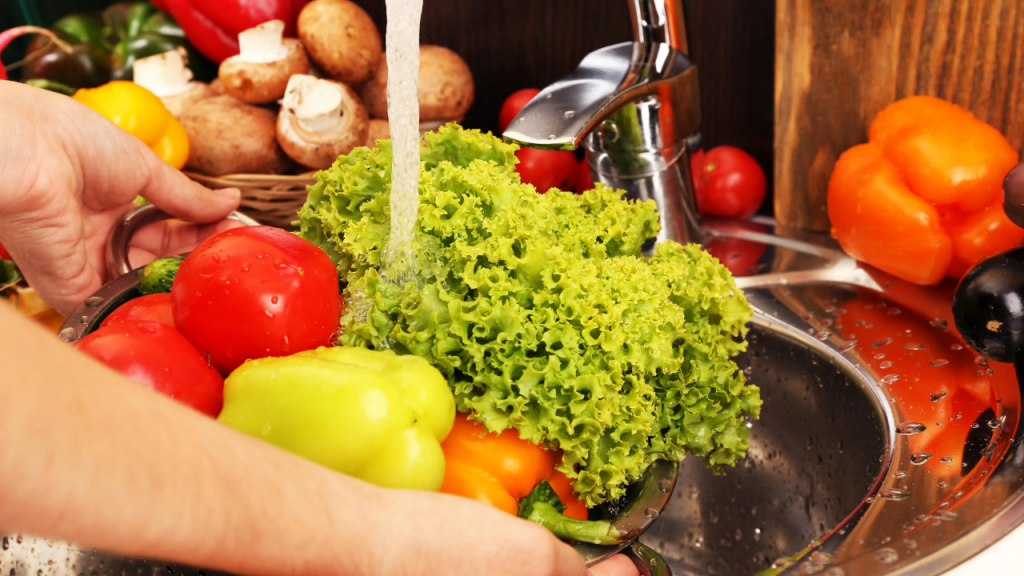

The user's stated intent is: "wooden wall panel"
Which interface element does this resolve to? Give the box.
[775,0,1024,232]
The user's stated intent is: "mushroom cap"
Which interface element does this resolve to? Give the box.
[180,95,293,176]
[277,78,369,170]
[218,38,309,104]
[298,0,382,85]
[365,118,390,148]
[360,45,474,122]
[162,82,215,117]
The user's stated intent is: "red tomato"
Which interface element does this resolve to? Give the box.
[100,293,175,329]
[498,88,541,133]
[576,157,594,193]
[694,146,767,219]
[75,321,224,417]
[0,241,10,261]
[515,148,578,194]
[172,226,340,375]
[704,220,768,276]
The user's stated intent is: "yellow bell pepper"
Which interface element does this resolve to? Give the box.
[72,80,189,169]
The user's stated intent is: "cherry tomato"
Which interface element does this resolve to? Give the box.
[100,293,175,329]
[75,321,224,417]
[172,226,341,375]
[576,157,594,193]
[694,146,767,219]
[515,148,577,194]
[0,241,10,261]
[498,88,541,133]
[704,220,768,276]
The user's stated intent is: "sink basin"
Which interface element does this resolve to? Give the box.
[3,219,1022,576]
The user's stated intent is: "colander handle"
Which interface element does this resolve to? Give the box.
[105,203,260,279]
[624,542,671,576]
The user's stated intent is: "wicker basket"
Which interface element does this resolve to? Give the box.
[185,172,318,229]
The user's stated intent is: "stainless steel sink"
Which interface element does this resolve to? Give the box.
[3,219,1022,576]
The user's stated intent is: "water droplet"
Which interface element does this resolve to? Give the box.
[563,110,575,119]
[873,338,893,348]
[950,343,963,350]
[910,452,933,465]
[930,359,950,366]
[874,353,887,359]
[971,423,980,429]
[865,496,876,503]
[897,422,927,435]
[816,331,832,340]
[875,548,899,563]
[975,356,989,366]
[933,510,959,521]
[887,308,902,315]
[881,374,901,384]
[930,391,947,402]
[772,558,793,569]
[85,296,104,308]
[753,527,761,541]
[903,343,925,350]
[821,318,834,327]
[694,537,703,548]
[58,327,78,343]
[893,471,907,478]
[937,481,948,488]
[735,529,742,541]
[930,318,948,329]
[955,412,962,419]
[841,340,858,351]
[940,456,954,463]
[644,508,659,519]
[880,360,893,369]
[659,479,672,493]
[881,488,910,500]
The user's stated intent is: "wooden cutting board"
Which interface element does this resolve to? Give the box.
[775,0,1024,232]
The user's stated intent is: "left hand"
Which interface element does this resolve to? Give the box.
[590,554,640,576]
[0,80,242,316]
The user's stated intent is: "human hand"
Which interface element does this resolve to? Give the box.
[0,81,241,316]
[352,488,640,576]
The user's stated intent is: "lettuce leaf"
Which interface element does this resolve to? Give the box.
[298,124,761,505]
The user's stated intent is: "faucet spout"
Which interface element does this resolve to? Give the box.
[502,0,703,248]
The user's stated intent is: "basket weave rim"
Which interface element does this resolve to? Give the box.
[184,171,318,188]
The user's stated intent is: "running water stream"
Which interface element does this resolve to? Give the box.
[382,0,423,280]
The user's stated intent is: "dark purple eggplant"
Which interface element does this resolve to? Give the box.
[953,246,1024,363]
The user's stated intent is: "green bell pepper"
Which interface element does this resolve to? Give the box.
[218,347,456,492]
[20,1,211,91]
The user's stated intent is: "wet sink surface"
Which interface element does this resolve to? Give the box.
[644,320,889,575]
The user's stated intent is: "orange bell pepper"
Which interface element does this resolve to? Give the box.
[828,96,1022,285]
[440,412,588,520]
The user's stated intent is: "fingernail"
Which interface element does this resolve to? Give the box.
[215,188,241,200]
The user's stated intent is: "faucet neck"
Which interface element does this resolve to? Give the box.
[630,0,688,53]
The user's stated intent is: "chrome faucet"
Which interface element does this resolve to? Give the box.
[502,0,702,249]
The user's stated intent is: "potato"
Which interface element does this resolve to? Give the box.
[180,96,293,176]
[298,0,382,85]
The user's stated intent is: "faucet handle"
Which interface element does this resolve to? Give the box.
[502,41,699,152]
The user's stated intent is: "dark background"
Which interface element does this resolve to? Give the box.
[3,0,775,212]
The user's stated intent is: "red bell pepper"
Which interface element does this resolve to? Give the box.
[160,0,308,63]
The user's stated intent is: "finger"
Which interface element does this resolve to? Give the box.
[588,554,640,576]
[128,219,246,262]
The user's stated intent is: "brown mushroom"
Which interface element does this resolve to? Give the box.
[276,75,369,169]
[360,45,474,130]
[218,20,309,104]
[298,0,382,85]
[180,96,293,176]
[133,47,214,117]
[364,118,390,148]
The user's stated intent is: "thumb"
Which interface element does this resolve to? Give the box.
[139,153,241,223]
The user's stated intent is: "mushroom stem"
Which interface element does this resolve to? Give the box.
[134,47,193,97]
[283,75,345,134]
[237,20,290,64]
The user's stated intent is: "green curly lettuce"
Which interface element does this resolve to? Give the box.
[297,124,761,505]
